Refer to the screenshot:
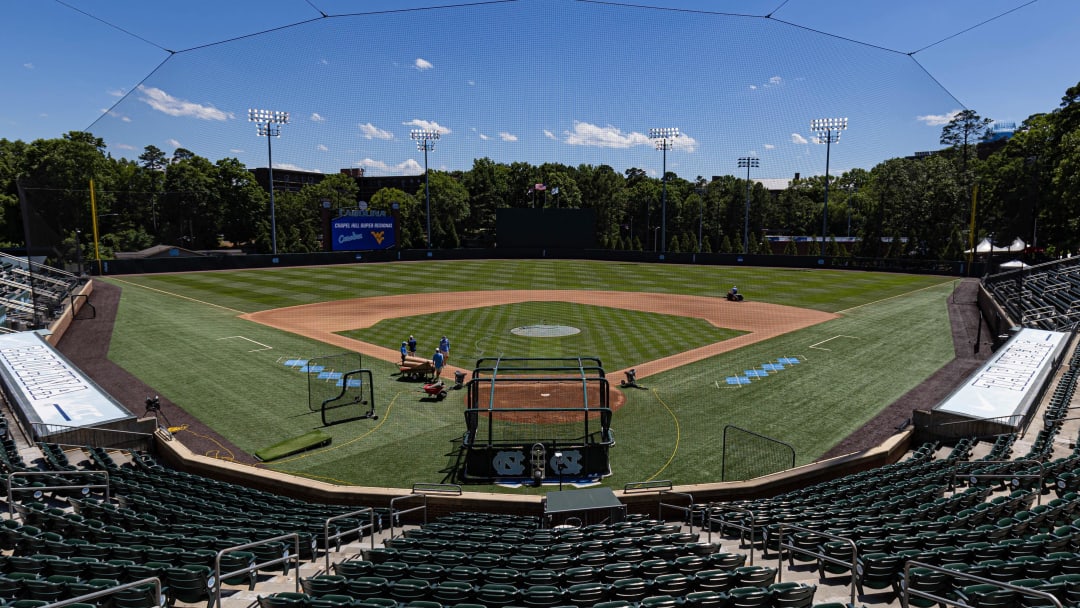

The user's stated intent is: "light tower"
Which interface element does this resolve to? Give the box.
[737,156,760,254]
[649,127,679,254]
[410,129,440,249]
[248,108,289,255]
[810,117,848,256]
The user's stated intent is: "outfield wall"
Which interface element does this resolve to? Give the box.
[95,247,977,277]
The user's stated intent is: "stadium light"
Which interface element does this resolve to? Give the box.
[737,157,760,254]
[411,129,441,249]
[248,108,290,255]
[649,127,679,254]
[810,117,848,256]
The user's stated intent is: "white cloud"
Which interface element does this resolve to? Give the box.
[769,76,782,85]
[543,129,556,140]
[311,112,325,122]
[499,132,518,142]
[415,58,433,70]
[166,138,181,148]
[319,58,329,65]
[764,143,775,150]
[317,144,329,152]
[467,80,475,86]
[749,85,757,90]
[917,110,961,127]
[479,133,489,140]
[23,63,33,69]
[563,122,697,152]
[791,133,808,145]
[229,148,244,154]
[563,122,651,148]
[274,163,322,173]
[114,143,136,151]
[137,85,233,121]
[359,122,394,140]
[101,109,132,123]
[107,88,126,97]
[358,158,424,176]
[401,119,450,135]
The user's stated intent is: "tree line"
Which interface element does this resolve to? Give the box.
[1,79,1078,263]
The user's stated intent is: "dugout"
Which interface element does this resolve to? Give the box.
[461,357,614,483]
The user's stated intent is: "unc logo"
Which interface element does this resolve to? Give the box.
[372,231,385,244]
[551,450,583,475]
[492,450,526,475]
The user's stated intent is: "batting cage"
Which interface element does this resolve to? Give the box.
[305,352,375,426]
[461,356,614,484]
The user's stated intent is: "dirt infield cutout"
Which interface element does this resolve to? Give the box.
[242,290,837,389]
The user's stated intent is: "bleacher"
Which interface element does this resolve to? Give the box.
[0,281,1075,607]
[0,253,83,331]
[984,256,1080,331]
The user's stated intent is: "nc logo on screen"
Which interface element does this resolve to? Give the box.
[372,231,385,245]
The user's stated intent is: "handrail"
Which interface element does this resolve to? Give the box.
[7,470,109,516]
[901,559,1063,608]
[623,480,696,534]
[951,459,1045,505]
[40,577,162,608]
[213,533,300,608]
[776,522,858,606]
[389,483,462,538]
[705,505,757,565]
[323,507,377,571]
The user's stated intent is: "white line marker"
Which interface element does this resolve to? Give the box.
[808,335,859,351]
[218,336,273,352]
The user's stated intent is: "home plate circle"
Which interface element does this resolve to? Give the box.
[510,324,581,337]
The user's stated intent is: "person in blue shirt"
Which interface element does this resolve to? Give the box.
[432,349,445,379]
[400,341,408,365]
[439,335,450,363]
[407,335,417,356]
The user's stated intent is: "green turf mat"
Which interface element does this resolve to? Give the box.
[254,430,332,462]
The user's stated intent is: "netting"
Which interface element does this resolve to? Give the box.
[306,351,365,413]
[721,424,796,481]
[78,2,969,183]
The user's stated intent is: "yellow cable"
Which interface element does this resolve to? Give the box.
[644,388,681,482]
[170,425,239,462]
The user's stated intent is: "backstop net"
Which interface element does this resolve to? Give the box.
[305,352,373,425]
[721,424,796,481]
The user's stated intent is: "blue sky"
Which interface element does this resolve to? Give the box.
[3,0,1077,183]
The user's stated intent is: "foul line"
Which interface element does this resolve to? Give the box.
[217,336,272,352]
[106,277,246,315]
[835,279,958,315]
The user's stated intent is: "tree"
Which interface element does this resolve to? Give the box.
[418,171,470,249]
[940,109,993,183]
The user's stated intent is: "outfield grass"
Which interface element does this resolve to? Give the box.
[103,260,956,491]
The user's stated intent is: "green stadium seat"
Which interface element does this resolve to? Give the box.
[431,580,474,605]
[520,584,566,607]
[257,592,311,608]
[610,577,649,602]
[301,574,348,597]
[769,581,817,608]
[473,582,519,607]
[164,565,214,608]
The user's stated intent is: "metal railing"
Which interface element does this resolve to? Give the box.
[775,522,858,606]
[389,483,461,538]
[901,560,1063,608]
[622,480,696,534]
[30,423,153,451]
[7,470,109,516]
[322,507,377,571]
[950,459,1045,505]
[705,505,757,565]
[213,533,300,608]
[40,577,162,608]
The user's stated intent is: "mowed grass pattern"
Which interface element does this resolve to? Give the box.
[111,260,951,313]
[341,302,744,372]
[102,261,957,491]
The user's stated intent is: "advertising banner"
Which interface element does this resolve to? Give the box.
[331,216,396,251]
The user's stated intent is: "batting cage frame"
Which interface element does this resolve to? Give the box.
[461,356,615,484]
[305,352,376,426]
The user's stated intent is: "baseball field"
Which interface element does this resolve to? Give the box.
[96,259,957,492]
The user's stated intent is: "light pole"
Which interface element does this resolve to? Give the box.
[810,117,847,256]
[248,108,289,255]
[411,129,440,249]
[649,127,679,254]
[737,157,759,254]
